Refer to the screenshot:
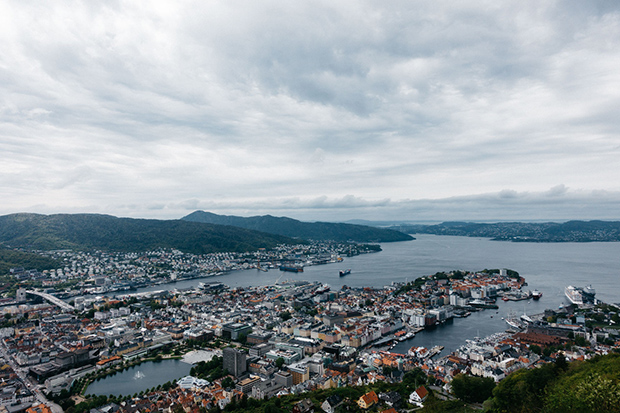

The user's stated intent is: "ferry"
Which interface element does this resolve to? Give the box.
[339,269,351,277]
[532,290,542,300]
[313,284,330,295]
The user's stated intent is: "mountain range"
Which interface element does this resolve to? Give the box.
[181,210,414,243]
[0,213,298,254]
[391,220,620,242]
[0,211,412,258]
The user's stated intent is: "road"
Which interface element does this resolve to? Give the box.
[0,339,64,413]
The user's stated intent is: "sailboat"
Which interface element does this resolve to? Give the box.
[520,306,533,324]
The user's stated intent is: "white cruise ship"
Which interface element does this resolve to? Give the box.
[565,285,596,306]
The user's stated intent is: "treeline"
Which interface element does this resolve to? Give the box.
[395,220,620,242]
[481,353,620,412]
[0,246,59,275]
[190,356,230,383]
[0,213,298,254]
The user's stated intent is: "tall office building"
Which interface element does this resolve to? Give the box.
[223,347,247,377]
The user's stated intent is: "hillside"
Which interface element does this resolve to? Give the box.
[181,211,414,243]
[0,213,300,254]
[0,246,59,275]
[392,220,620,242]
[489,353,620,412]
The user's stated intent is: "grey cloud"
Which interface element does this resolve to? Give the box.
[1,1,620,222]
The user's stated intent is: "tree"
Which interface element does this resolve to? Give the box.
[451,374,495,403]
[240,395,248,409]
[221,376,234,389]
[575,335,587,347]
[279,311,292,321]
[555,353,568,372]
[529,344,542,355]
[275,357,285,369]
[491,363,557,412]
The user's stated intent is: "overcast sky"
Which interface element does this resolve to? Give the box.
[1,1,620,223]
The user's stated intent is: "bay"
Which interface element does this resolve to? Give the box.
[122,234,620,354]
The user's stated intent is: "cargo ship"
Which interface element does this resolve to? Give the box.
[280,264,303,273]
[339,269,351,277]
[565,285,596,306]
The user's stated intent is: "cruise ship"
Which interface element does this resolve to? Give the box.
[565,285,596,306]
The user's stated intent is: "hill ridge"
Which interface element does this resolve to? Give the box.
[181,210,414,243]
[0,213,299,254]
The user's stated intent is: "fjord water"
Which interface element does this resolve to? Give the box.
[223,234,620,303]
[221,234,620,353]
[129,234,620,354]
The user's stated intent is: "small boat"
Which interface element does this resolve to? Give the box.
[339,269,351,277]
[532,290,542,300]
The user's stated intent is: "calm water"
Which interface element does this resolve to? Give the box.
[123,235,620,354]
[85,360,191,397]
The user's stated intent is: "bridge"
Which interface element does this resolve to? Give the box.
[25,290,74,312]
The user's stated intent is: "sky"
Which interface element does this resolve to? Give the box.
[1,1,620,223]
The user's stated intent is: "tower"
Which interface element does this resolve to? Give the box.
[223,347,246,377]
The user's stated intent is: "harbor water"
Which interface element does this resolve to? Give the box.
[118,234,620,355]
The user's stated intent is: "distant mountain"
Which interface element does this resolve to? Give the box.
[0,213,299,254]
[392,220,620,242]
[182,211,414,242]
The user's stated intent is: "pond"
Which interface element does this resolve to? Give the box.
[85,359,192,397]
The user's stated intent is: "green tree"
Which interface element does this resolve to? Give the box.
[275,357,285,369]
[490,363,557,412]
[451,374,495,403]
[221,376,234,389]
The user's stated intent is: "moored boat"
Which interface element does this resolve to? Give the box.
[280,264,303,272]
[565,285,596,306]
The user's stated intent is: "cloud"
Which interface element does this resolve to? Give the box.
[545,184,568,197]
[1,1,619,222]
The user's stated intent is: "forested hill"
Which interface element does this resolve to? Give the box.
[0,246,59,275]
[182,211,414,243]
[391,220,620,242]
[0,213,299,254]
